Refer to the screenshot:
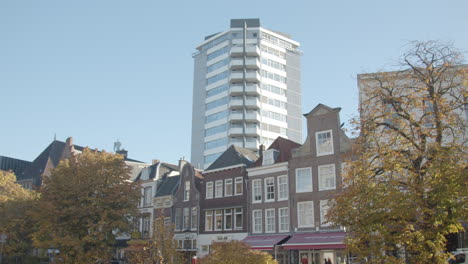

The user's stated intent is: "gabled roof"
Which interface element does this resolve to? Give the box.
[134,161,178,181]
[206,145,258,171]
[16,138,146,186]
[303,103,341,118]
[251,137,301,168]
[0,156,32,176]
[155,175,180,197]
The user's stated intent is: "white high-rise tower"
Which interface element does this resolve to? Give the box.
[191,19,303,169]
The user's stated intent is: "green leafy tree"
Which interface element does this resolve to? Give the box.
[0,171,38,261]
[328,41,467,264]
[199,240,277,264]
[32,148,141,264]
[127,212,182,264]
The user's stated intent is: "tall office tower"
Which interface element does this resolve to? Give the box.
[191,19,303,169]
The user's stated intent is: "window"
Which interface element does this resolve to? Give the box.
[316,130,333,156]
[234,177,243,195]
[205,211,213,231]
[265,209,275,233]
[253,210,262,233]
[277,175,288,200]
[423,99,435,127]
[184,181,190,201]
[320,200,331,226]
[225,179,233,196]
[215,210,223,231]
[142,215,150,238]
[183,208,190,230]
[175,208,182,230]
[318,164,336,191]
[234,208,243,229]
[252,179,262,203]
[296,167,312,193]
[205,123,228,137]
[262,149,276,165]
[215,180,223,198]
[279,208,289,232]
[298,201,314,228]
[191,207,197,230]
[205,109,228,123]
[207,71,229,85]
[224,209,232,230]
[205,137,228,150]
[143,187,152,207]
[264,177,275,202]
[206,181,213,199]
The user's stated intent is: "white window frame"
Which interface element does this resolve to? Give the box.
[234,208,243,230]
[224,209,232,230]
[297,201,314,228]
[295,167,313,193]
[234,177,243,195]
[215,180,223,198]
[278,207,289,232]
[265,208,275,233]
[277,175,288,201]
[315,130,334,156]
[318,164,336,191]
[205,211,213,231]
[224,178,233,196]
[214,210,223,231]
[262,149,275,165]
[252,179,262,203]
[143,186,152,207]
[320,200,331,227]
[184,180,190,201]
[206,181,213,199]
[264,177,275,202]
[252,210,262,233]
[183,207,190,230]
[191,207,197,230]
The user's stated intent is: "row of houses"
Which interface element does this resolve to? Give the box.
[0,103,350,264]
[128,103,352,264]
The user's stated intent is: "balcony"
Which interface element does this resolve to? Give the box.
[229,58,260,70]
[230,45,260,57]
[245,98,261,109]
[228,127,243,135]
[229,112,243,121]
[245,111,261,121]
[245,126,261,135]
[245,84,260,95]
[229,99,243,108]
[229,70,260,83]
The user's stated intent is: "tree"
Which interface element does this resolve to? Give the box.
[328,41,467,264]
[199,240,277,264]
[126,212,182,264]
[0,171,39,262]
[32,148,141,264]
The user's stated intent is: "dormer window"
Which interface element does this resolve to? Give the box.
[262,149,278,165]
[184,181,190,201]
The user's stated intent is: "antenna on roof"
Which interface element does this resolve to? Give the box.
[54,133,56,141]
[114,139,122,152]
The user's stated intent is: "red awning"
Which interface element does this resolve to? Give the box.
[282,232,346,250]
[242,235,290,250]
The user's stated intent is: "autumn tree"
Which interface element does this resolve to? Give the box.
[126,212,181,264]
[32,148,141,264]
[0,170,38,262]
[328,40,467,264]
[199,240,277,264]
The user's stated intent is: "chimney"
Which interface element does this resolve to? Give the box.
[259,144,265,157]
[152,159,160,165]
[178,157,187,172]
[116,149,128,159]
[65,137,73,147]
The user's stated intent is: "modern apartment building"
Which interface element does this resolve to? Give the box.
[191,18,303,169]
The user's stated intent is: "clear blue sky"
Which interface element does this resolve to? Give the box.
[1,0,467,165]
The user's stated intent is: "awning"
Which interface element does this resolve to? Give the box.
[242,234,290,250]
[282,232,346,250]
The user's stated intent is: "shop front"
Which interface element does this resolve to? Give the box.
[242,235,291,263]
[282,232,347,264]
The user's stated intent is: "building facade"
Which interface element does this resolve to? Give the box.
[198,145,257,257]
[191,18,303,169]
[284,104,352,264]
